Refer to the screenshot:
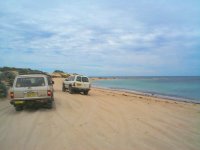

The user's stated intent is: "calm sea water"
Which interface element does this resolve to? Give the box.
[92,76,200,103]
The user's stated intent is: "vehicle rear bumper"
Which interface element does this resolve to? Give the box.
[10,98,52,106]
[71,87,90,92]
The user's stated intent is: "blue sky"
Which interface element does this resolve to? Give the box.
[0,0,200,76]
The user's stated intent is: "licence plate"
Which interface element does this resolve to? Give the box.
[77,83,82,86]
[15,101,24,104]
[25,92,37,97]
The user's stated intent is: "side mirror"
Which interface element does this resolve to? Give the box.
[52,81,54,84]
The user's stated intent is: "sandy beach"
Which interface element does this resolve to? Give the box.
[0,78,199,150]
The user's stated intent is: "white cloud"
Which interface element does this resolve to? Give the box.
[0,0,200,75]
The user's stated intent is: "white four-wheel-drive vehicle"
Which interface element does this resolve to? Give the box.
[10,74,54,111]
[62,75,91,95]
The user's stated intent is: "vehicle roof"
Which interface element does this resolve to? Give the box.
[70,75,89,78]
[16,74,49,78]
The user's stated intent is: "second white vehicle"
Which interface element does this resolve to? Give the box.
[62,75,91,95]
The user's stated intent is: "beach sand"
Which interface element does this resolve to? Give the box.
[0,78,199,150]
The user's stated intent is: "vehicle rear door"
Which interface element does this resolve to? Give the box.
[75,76,84,88]
[81,77,90,89]
[13,77,48,99]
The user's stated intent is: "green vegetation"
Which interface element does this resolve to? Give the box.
[53,70,64,73]
[0,82,7,98]
[0,67,46,75]
[0,71,16,86]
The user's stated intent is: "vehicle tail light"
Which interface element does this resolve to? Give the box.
[10,92,14,99]
[47,90,52,96]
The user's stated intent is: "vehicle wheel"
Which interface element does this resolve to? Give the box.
[84,91,88,95]
[15,106,23,111]
[62,85,66,92]
[69,86,73,94]
[46,101,52,109]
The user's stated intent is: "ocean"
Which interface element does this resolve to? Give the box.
[92,76,200,103]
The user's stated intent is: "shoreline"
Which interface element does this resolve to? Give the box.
[92,86,200,104]
[90,77,117,81]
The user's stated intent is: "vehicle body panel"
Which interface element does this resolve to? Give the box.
[10,74,54,110]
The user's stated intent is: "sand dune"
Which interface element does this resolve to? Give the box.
[0,78,199,150]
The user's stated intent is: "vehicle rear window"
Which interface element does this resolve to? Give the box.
[47,76,53,85]
[16,77,45,87]
[76,76,81,82]
[82,77,89,82]
[68,76,75,81]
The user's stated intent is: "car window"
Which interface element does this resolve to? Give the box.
[76,76,81,82]
[47,76,52,85]
[82,77,89,82]
[16,77,45,87]
[71,76,75,81]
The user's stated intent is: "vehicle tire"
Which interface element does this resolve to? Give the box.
[46,101,52,109]
[62,84,66,92]
[69,86,73,94]
[15,106,23,111]
[84,91,88,95]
